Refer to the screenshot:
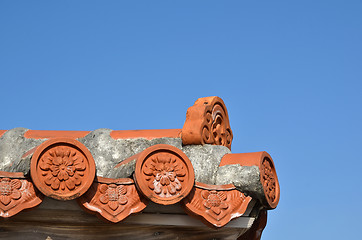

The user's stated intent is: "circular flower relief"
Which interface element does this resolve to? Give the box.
[40,147,86,191]
[31,138,95,201]
[135,144,195,205]
[143,153,186,197]
[260,157,280,209]
[0,178,22,206]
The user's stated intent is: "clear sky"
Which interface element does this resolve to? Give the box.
[1,1,361,239]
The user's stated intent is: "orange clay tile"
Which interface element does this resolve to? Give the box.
[0,171,43,218]
[0,130,6,138]
[181,96,233,149]
[238,209,267,240]
[110,129,181,140]
[220,152,280,209]
[22,129,181,140]
[78,176,147,223]
[30,138,96,201]
[182,182,252,228]
[134,144,195,205]
[24,130,90,139]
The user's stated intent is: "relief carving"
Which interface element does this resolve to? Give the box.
[31,138,95,201]
[39,146,86,192]
[261,157,279,208]
[143,153,186,197]
[202,190,228,218]
[0,178,21,206]
[99,184,128,211]
[182,96,233,149]
[135,144,194,205]
[183,183,252,228]
[0,172,43,218]
[78,177,147,223]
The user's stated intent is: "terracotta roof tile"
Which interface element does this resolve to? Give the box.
[0,96,279,238]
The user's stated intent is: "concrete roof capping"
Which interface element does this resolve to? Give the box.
[0,96,280,239]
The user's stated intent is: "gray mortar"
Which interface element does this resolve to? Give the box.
[182,144,231,184]
[0,128,46,175]
[215,164,265,201]
[77,129,183,178]
[77,129,231,183]
[106,159,137,179]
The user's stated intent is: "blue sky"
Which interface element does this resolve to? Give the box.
[1,1,361,239]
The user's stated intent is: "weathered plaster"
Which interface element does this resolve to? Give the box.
[77,129,231,184]
[0,128,45,175]
[182,144,231,184]
[77,129,182,178]
[215,165,264,201]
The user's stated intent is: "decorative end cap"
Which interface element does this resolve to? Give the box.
[30,138,96,201]
[182,96,233,149]
[134,144,195,205]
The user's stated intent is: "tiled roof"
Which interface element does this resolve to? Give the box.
[0,96,280,238]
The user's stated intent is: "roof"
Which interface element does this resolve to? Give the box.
[0,96,280,238]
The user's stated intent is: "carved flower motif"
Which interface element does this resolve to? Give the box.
[202,190,228,215]
[263,160,276,202]
[99,184,128,211]
[0,178,22,206]
[39,146,86,191]
[143,154,186,196]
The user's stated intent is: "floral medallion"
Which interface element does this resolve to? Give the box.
[31,138,96,200]
[143,152,186,198]
[260,157,279,209]
[135,144,194,205]
[78,177,147,223]
[183,182,252,228]
[0,172,43,218]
